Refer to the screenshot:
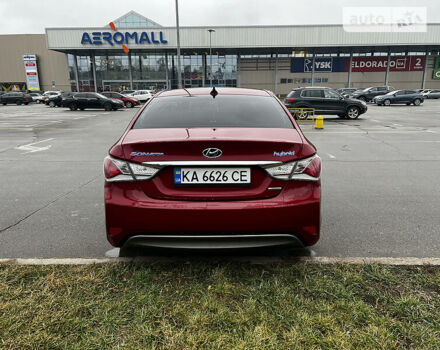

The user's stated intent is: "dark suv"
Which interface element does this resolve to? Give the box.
[350,86,394,102]
[284,87,367,119]
[1,92,33,105]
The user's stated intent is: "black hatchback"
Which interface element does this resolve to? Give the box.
[62,92,124,111]
[374,90,424,106]
[284,87,368,119]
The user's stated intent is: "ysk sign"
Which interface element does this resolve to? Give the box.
[81,31,168,46]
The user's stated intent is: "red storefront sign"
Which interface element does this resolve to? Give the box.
[346,56,425,72]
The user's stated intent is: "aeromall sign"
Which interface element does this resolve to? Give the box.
[81,31,168,46]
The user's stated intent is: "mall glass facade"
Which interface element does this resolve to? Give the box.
[67,53,237,92]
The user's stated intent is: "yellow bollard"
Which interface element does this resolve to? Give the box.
[315,115,324,129]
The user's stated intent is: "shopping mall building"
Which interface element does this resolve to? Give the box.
[1,11,440,94]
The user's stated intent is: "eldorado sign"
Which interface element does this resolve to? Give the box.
[291,56,425,73]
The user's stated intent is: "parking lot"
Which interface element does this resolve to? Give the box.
[0,101,439,258]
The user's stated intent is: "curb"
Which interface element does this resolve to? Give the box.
[1,257,440,266]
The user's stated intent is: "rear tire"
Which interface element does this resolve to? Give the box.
[413,98,421,106]
[104,103,112,111]
[80,108,85,111]
[358,96,366,102]
[36,100,40,104]
[49,101,56,107]
[69,103,78,111]
[125,101,133,108]
[2,103,6,105]
[24,102,29,105]
[346,106,360,119]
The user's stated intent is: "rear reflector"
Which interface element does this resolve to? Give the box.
[287,98,296,103]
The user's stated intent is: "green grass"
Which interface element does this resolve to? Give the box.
[1,262,439,349]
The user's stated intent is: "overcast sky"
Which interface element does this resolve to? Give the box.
[0,0,439,33]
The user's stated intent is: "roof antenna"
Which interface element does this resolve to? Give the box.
[210,86,218,98]
[182,88,192,97]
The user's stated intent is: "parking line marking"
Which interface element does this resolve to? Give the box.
[15,138,54,154]
[327,153,336,159]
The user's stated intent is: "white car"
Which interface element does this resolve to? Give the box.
[42,91,61,102]
[128,90,153,103]
[29,92,44,103]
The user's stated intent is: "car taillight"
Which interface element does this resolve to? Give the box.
[287,98,296,103]
[291,155,321,180]
[263,155,321,181]
[103,156,161,182]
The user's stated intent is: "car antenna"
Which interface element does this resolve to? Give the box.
[182,88,193,97]
[210,86,218,98]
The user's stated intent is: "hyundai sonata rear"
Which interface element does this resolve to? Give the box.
[104,88,321,250]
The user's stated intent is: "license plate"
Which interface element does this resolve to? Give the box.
[174,167,251,185]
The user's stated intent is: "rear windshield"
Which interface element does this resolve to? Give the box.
[133,95,294,129]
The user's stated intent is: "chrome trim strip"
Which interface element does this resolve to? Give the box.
[105,175,135,182]
[267,187,283,190]
[290,174,320,182]
[122,234,304,250]
[141,160,282,166]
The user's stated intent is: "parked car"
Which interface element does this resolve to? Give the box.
[41,91,61,103]
[104,87,321,251]
[350,86,394,102]
[62,92,124,111]
[46,92,76,107]
[127,90,153,103]
[29,92,44,103]
[0,91,33,105]
[284,87,367,119]
[374,90,424,106]
[423,89,440,99]
[101,91,140,108]
[120,90,136,96]
[336,88,358,97]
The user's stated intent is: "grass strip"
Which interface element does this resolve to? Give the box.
[0,262,439,349]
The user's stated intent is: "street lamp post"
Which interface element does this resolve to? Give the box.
[208,29,215,87]
[175,0,182,89]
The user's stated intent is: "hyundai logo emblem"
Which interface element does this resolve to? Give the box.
[202,148,222,158]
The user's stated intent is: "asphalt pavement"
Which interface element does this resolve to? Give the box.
[0,100,439,258]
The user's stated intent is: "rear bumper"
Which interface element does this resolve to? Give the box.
[105,181,321,248]
[123,234,304,250]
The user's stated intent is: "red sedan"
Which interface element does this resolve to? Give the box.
[101,91,140,108]
[104,87,321,251]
